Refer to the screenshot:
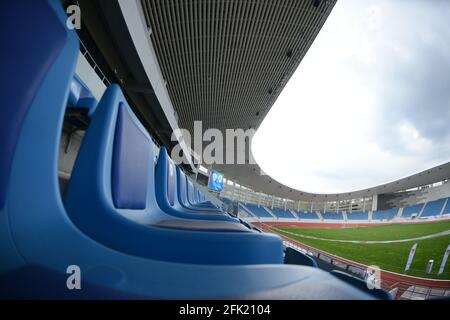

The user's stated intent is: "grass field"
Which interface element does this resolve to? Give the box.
[271,221,450,280]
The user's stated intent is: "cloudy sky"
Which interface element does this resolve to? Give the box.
[252,0,450,194]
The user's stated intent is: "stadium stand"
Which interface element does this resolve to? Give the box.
[346,211,369,220]
[402,203,424,217]
[443,198,450,215]
[322,212,344,220]
[271,208,297,219]
[372,208,398,221]
[245,204,274,218]
[1,2,384,300]
[7,0,449,300]
[297,211,320,220]
[420,198,447,217]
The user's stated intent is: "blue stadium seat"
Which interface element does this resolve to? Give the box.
[402,203,424,217]
[186,176,221,210]
[245,204,274,218]
[347,211,368,220]
[420,198,446,217]
[176,166,224,213]
[271,208,296,219]
[442,198,450,215]
[65,84,287,263]
[372,208,398,220]
[298,211,320,219]
[322,212,343,220]
[154,147,238,222]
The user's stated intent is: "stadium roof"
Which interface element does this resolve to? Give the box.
[132,0,339,195]
[110,0,450,201]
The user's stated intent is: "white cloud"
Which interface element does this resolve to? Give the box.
[252,0,450,194]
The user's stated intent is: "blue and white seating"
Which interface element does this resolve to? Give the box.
[372,208,398,221]
[442,198,450,215]
[0,0,381,299]
[245,204,274,218]
[347,211,368,220]
[271,208,296,219]
[402,204,424,217]
[420,198,446,218]
[298,211,320,220]
[322,212,343,220]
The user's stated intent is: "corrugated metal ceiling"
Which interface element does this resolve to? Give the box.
[139,0,348,200]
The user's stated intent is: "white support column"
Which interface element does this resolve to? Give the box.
[362,197,366,211]
[284,199,287,211]
[231,181,236,202]
[372,194,378,212]
[257,192,262,207]
[271,195,275,210]
[297,201,301,211]
[310,202,314,212]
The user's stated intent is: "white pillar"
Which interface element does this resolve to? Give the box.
[231,181,236,201]
[372,194,378,211]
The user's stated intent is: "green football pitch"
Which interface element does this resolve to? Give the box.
[271,220,450,279]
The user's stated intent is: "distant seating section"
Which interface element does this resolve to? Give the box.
[271,208,296,219]
[322,212,343,220]
[245,204,273,218]
[443,198,450,215]
[402,204,423,217]
[239,196,450,221]
[420,198,446,217]
[372,208,398,221]
[347,211,368,220]
[221,197,233,205]
[297,211,319,219]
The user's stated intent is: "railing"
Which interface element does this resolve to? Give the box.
[77,37,163,150]
[78,37,111,86]
[388,281,450,300]
[260,223,450,300]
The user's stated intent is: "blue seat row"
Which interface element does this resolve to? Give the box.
[347,211,368,220]
[420,198,446,217]
[271,208,296,219]
[245,204,274,218]
[372,208,398,220]
[297,211,320,219]
[68,74,98,117]
[402,204,423,217]
[322,212,343,220]
[0,0,379,299]
[443,198,450,215]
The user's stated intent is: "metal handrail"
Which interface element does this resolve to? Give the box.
[78,37,111,86]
